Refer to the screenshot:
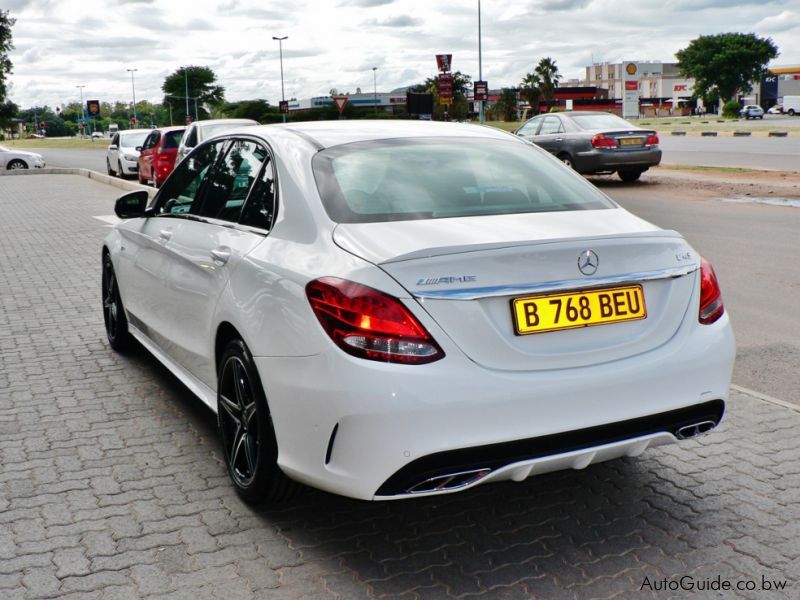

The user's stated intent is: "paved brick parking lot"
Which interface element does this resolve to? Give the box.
[1,175,798,599]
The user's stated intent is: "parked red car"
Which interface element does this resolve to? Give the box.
[137,126,185,188]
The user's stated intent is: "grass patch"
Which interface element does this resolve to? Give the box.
[658,164,759,174]
[3,137,108,150]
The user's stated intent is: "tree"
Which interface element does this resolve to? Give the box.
[223,99,277,122]
[162,66,225,121]
[520,72,542,115]
[413,71,472,120]
[534,57,561,105]
[676,33,778,102]
[0,10,14,104]
[492,88,519,121]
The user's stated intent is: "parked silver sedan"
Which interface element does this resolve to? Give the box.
[515,111,661,182]
[0,144,46,169]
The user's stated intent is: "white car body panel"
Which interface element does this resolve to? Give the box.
[104,120,736,501]
[0,146,45,169]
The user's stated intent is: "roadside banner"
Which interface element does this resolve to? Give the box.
[623,62,639,118]
[474,81,488,101]
[438,73,453,99]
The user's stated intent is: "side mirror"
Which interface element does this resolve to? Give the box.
[114,190,149,219]
[108,144,118,150]
[135,145,143,151]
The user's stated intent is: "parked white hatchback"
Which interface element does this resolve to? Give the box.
[106,129,149,178]
[102,121,735,503]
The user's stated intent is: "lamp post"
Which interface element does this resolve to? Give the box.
[272,35,288,123]
[127,68,138,127]
[76,85,86,138]
[478,0,484,124]
[183,66,190,121]
[372,67,378,117]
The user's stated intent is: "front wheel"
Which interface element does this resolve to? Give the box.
[618,170,643,182]
[7,159,27,170]
[217,339,301,504]
[117,161,125,179]
[102,253,134,352]
[106,159,114,176]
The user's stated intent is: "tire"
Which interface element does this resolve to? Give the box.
[138,169,146,185]
[557,153,574,169]
[789,109,796,116]
[618,170,643,182]
[117,160,125,179]
[102,253,134,352]
[7,159,27,170]
[217,338,301,504]
[151,171,160,189]
[106,159,114,176]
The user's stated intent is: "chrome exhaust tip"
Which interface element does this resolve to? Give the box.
[676,420,717,440]
[406,468,491,494]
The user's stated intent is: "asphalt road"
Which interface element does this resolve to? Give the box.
[599,178,800,403]
[660,135,800,171]
[37,146,108,173]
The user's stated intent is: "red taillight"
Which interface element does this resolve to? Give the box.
[306,277,444,364]
[646,134,659,146]
[699,258,725,324]
[591,134,617,148]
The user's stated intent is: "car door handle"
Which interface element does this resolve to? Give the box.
[211,247,231,264]
[555,138,564,142]
[158,229,172,241]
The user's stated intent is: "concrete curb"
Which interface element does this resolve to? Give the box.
[0,166,154,196]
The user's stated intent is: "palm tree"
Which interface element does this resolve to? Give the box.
[534,57,561,106]
[520,72,542,115]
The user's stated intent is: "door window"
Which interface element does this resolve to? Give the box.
[196,139,269,223]
[154,141,226,215]
[142,132,160,151]
[517,117,541,136]
[538,117,564,135]
[239,153,276,230]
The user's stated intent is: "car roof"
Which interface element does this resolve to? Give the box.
[234,120,517,150]
[191,118,258,128]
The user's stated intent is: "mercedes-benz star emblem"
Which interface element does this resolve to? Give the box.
[578,250,599,276]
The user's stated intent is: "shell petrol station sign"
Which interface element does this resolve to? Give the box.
[623,62,639,118]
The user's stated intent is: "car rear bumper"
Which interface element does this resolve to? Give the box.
[575,147,662,174]
[256,312,735,501]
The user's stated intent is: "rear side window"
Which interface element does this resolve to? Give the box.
[162,130,184,149]
[571,114,636,130]
[312,137,615,223]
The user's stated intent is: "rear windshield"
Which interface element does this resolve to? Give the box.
[120,132,148,148]
[312,137,615,223]
[570,114,637,130]
[162,130,184,149]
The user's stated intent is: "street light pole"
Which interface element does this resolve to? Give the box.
[372,67,378,117]
[183,66,190,121]
[76,85,86,138]
[127,68,138,127]
[272,35,288,123]
[478,0,484,124]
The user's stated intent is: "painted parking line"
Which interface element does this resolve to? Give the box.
[732,383,800,413]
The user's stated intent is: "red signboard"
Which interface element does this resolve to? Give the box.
[332,95,349,114]
[438,73,453,98]
[279,100,289,114]
[625,81,638,91]
[673,84,687,92]
[474,81,488,101]
[436,54,452,73]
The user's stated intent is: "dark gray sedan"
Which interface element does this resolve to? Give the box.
[514,111,661,181]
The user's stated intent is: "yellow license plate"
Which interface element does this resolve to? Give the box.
[619,137,643,146]
[512,285,647,335]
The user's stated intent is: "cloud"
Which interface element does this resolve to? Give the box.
[339,0,394,6]
[364,15,421,27]
[756,11,799,34]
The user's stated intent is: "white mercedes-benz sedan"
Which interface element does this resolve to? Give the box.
[102,121,735,503]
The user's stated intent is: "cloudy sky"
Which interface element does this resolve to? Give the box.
[5,0,800,110]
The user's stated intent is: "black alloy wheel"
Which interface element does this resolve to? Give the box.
[117,160,125,179]
[217,339,300,503]
[7,159,27,170]
[106,159,114,176]
[102,253,134,352]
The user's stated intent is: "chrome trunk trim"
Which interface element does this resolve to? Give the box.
[411,265,698,301]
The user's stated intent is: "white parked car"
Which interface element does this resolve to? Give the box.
[103,121,735,503]
[739,105,764,119]
[106,129,149,178]
[175,118,258,165]
[766,104,783,115]
[0,144,45,169]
